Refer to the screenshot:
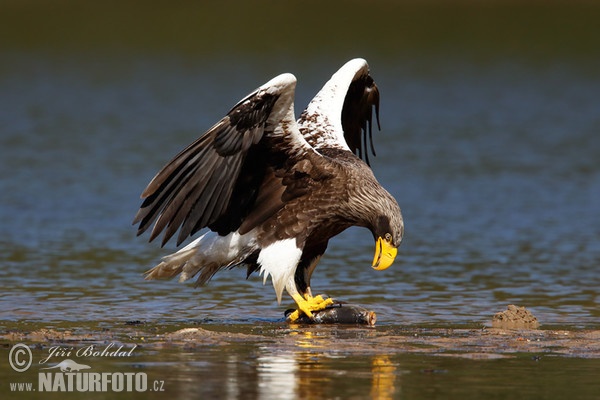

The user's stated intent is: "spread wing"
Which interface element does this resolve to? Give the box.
[133,73,314,246]
[297,58,381,166]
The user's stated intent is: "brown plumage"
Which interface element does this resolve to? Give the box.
[133,59,403,321]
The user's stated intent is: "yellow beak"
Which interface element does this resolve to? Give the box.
[372,236,398,270]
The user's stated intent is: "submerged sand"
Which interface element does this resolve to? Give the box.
[2,305,599,359]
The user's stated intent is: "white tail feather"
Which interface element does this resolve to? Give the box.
[144,231,258,286]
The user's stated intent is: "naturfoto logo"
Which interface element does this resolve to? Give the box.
[8,343,164,393]
[40,359,91,372]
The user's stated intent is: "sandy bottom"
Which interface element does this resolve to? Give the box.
[3,305,599,359]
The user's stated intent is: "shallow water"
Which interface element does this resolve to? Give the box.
[1,2,600,398]
[1,56,598,329]
[2,322,600,399]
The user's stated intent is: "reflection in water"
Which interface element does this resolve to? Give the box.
[257,350,297,400]
[226,354,241,400]
[371,355,397,400]
[255,330,398,400]
[6,332,597,400]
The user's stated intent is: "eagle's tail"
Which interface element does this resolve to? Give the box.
[143,231,257,286]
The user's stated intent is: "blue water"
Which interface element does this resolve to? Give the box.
[1,4,600,400]
[1,55,598,329]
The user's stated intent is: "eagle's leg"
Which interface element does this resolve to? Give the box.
[302,288,333,309]
[286,285,334,322]
[285,258,334,322]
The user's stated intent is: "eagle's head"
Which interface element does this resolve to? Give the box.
[370,194,403,271]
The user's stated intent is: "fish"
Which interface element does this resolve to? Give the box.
[285,302,376,326]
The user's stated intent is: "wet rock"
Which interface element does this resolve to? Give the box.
[492,305,539,329]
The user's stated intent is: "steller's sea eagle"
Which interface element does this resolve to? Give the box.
[133,58,404,321]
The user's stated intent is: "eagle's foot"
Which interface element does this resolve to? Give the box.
[287,293,335,322]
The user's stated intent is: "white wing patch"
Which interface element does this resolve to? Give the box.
[299,58,369,151]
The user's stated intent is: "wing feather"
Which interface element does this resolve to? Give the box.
[341,73,380,166]
[180,153,242,242]
[134,73,314,246]
[297,58,381,166]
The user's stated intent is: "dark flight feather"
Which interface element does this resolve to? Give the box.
[133,91,281,246]
[341,74,381,166]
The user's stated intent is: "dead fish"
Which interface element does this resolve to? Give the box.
[285,302,377,326]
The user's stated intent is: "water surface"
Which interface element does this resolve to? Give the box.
[1,56,598,328]
[1,2,599,399]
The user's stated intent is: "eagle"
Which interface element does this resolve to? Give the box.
[133,58,404,322]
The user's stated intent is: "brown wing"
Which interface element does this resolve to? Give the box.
[133,73,311,246]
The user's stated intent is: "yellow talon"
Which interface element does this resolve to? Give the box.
[287,293,334,322]
[287,310,302,322]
